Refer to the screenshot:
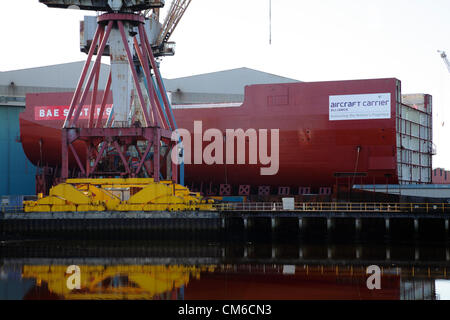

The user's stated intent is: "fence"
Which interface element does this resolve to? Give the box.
[2,203,450,214]
[214,202,450,213]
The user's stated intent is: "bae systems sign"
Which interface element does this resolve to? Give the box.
[34,105,113,121]
[329,93,391,121]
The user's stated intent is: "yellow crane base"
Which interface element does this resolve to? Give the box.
[24,178,214,212]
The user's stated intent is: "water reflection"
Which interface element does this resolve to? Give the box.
[0,241,449,300]
[19,265,210,300]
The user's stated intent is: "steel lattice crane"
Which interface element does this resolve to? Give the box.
[28,0,212,211]
[437,50,449,128]
[156,0,192,47]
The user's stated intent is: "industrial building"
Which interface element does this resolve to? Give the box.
[0,62,109,196]
[433,168,450,184]
[0,61,299,196]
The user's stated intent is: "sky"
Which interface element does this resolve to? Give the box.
[1,0,450,168]
[437,280,450,300]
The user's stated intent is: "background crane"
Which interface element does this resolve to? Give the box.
[155,0,192,48]
[437,50,449,129]
[438,50,450,73]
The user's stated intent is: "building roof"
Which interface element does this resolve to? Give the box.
[164,67,300,95]
[1,63,300,104]
[0,61,110,89]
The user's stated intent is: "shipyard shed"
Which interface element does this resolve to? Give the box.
[0,97,36,196]
[0,62,299,196]
[0,61,110,196]
[0,61,111,96]
[164,67,300,105]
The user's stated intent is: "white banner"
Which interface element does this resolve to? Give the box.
[329,93,391,121]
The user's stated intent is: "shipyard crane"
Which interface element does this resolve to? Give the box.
[156,0,192,47]
[437,50,449,128]
[28,0,212,212]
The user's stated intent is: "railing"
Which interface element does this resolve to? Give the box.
[214,202,450,213]
[0,206,25,214]
[2,203,450,214]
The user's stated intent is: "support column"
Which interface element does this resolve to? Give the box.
[154,128,161,182]
[171,142,178,183]
[355,218,361,231]
[166,148,172,180]
[327,218,333,232]
[356,246,361,259]
[61,129,69,180]
[355,218,361,238]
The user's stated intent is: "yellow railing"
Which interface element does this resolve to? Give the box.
[214,202,450,213]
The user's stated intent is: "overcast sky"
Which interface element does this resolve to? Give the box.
[1,0,450,168]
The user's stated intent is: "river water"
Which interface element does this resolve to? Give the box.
[1,240,449,300]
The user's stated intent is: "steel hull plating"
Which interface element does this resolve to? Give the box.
[20,78,425,189]
[174,78,400,188]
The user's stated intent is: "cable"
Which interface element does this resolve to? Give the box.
[351,146,361,188]
[269,0,272,45]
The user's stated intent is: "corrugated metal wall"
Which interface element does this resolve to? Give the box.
[0,103,36,196]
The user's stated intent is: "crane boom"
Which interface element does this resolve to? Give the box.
[438,50,450,73]
[156,0,192,46]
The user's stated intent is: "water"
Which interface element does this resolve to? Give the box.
[1,240,449,300]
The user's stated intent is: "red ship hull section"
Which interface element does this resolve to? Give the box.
[20,92,113,168]
[174,78,399,188]
[20,79,400,188]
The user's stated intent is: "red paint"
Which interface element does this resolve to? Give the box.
[20,78,404,188]
[184,270,401,300]
[56,13,177,181]
[432,168,450,184]
[175,78,400,188]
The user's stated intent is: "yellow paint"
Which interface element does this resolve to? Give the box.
[67,178,155,185]
[22,265,215,300]
[24,178,214,212]
[50,183,91,204]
